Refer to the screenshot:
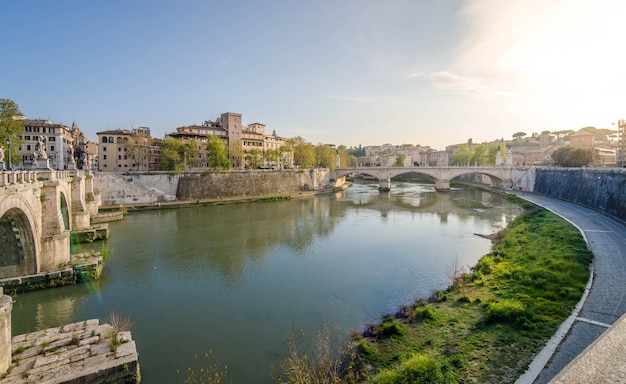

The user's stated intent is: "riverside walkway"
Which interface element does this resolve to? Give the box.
[512,192,626,384]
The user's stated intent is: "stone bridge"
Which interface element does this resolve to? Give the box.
[0,170,100,279]
[331,166,521,191]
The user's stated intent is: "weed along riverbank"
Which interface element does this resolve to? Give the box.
[347,197,593,383]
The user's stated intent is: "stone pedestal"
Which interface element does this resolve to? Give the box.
[378,179,391,191]
[35,158,51,170]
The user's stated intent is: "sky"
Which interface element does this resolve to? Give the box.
[2,0,625,150]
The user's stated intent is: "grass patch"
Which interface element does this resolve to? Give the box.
[350,205,593,383]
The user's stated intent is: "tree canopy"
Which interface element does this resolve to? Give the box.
[551,146,593,167]
[0,99,24,166]
[205,135,230,170]
[158,137,199,173]
[451,142,503,166]
[292,136,315,168]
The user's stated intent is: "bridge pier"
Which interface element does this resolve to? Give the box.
[435,179,450,191]
[0,288,12,375]
[71,172,91,230]
[39,172,72,272]
[378,179,391,191]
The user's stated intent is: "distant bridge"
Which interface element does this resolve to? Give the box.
[331,166,518,191]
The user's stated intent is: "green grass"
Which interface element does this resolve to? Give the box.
[350,204,593,383]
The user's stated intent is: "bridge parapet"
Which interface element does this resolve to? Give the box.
[0,171,38,187]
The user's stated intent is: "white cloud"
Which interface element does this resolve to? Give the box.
[427,71,514,99]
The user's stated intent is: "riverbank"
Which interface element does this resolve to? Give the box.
[97,184,348,212]
[348,197,593,383]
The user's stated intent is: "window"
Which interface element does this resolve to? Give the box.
[42,127,46,133]
[103,147,107,151]
[124,155,127,160]
[103,155,107,160]
[49,137,56,141]
[27,145,31,150]
[118,148,121,152]
[50,145,55,151]
[118,155,122,160]
[108,136,113,142]
[102,137,108,143]
[117,137,122,144]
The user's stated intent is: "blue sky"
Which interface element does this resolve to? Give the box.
[2,0,624,149]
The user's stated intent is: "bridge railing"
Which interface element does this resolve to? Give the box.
[0,171,39,186]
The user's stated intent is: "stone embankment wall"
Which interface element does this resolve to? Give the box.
[94,172,180,204]
[176,170,318,200]
[94,170,329,204]
[534,168,626,222]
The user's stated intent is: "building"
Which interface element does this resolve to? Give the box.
[168,112,293,169]
[19,119,78,170]
[569,131,595,148]
[96,128,151,172]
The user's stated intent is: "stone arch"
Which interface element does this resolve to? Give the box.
[447,170,506,188]
[60,192,70,231]
[0,207,37,278]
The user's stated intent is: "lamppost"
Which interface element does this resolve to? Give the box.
[6,138,11,171]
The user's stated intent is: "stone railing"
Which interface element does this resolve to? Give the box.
[0,171,39,186]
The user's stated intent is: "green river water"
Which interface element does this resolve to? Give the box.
[12,182,520,383]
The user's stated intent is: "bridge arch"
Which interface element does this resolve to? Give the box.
[332,166,514,191]
[0,202,40,279]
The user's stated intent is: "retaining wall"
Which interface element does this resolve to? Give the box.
[176,170,318,200]
[534,168,626,222]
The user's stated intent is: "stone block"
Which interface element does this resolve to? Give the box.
[78,335,100,346]
[33,353,59,368]
[115,340,137,358]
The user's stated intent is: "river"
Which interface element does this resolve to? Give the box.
[12,182,520,383]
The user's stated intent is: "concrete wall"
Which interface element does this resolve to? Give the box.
[176,170,317,200]
[534,168,626,222]
[94,172,180,204]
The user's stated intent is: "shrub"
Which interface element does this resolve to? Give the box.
[397,354,453,384]
[412,303,440,322]
[355,339,377,356]
[378,316,407,338]
[372,369,399,384]
[486,299,527,324]
[473,256,494,276]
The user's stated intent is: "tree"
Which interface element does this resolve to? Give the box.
[245,148,263,168]
[206,135,230,170]
[552,146,593,167]
[452,144,473,166]
[314,144,336,170]
[292,136,315,168]
[0,99,24,167]
[512,132,527,141]
[394,153,406,167]
[158,137,199,173]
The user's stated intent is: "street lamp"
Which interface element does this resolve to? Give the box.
[6,138,11,171]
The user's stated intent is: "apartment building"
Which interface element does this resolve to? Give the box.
[96,128,150,172]
[169,112,292,169]
[19,119,77,170]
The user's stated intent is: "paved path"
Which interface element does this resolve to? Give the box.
[511,192,626,383]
